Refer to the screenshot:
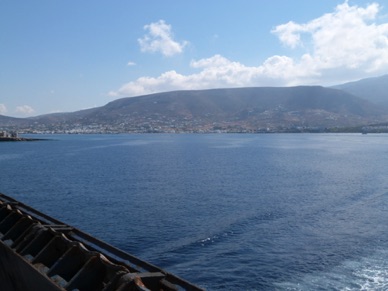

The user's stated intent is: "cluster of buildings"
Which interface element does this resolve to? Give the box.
[0,130,18,138]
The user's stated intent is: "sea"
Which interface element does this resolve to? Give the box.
[1,133,387,290]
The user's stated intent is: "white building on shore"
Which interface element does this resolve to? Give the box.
[0,131,18,138]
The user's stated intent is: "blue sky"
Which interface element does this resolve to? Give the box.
[1,0,388,117]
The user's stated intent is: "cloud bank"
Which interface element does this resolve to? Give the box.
[111,1,388,97]
[15,105,35,115]
[0,104,36,117]
[272,2,388,73]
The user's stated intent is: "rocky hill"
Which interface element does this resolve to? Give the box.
[1,83,387,133]
[332,74,388,107]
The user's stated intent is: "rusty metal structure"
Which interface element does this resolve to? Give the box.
[0,193,204,291]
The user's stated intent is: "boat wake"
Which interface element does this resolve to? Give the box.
[275,247,388,290]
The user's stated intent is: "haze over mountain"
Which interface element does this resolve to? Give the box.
[1,76,388,133]
[332,74,388,107]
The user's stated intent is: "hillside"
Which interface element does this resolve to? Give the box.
[332,74,388,107]
[1,85,386,133]
[0,115,29,127]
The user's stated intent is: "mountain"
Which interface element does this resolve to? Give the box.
[0,115,28,127]
[2,85,386,133]
[332,74,388,107]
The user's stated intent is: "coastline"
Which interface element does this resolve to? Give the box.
[0,137,45,142]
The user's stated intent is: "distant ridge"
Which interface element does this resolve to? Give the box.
[0,115,28,126]
[332,74,388,107]
[1,80,388,133]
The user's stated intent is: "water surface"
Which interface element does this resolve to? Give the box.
[1,133,387,290]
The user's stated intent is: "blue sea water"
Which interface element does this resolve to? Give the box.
[1,133,388,290]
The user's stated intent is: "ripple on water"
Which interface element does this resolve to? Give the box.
[274,248,388,290]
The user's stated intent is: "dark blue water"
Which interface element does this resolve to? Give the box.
[1,134,388,290]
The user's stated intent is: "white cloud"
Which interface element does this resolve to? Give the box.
[138,20,188,57]
[272,1,388,74]
[0,104,7,115]
[15,105,35,115]
[111,1,388,97]
[272,21,305,49]
[127,61,136,66]
[109,55,293,97]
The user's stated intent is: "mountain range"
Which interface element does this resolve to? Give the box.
[332,74,388,107]
[1,75,388,133]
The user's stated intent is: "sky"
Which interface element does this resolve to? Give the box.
[1,0,388,117]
